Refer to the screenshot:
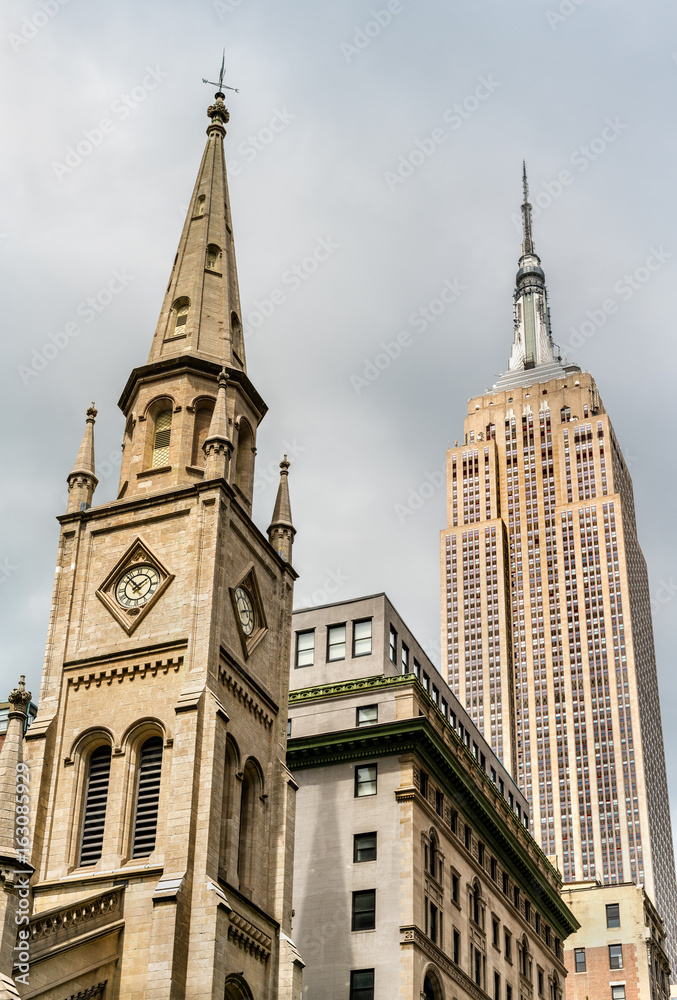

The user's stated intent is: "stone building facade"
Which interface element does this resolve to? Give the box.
[561,881,671,1000]
[287,593,578,999]
[0,91,302,1000]
[439,168,677,977]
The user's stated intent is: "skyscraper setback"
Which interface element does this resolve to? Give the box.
[439,166,677,975]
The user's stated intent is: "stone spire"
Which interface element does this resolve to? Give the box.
[493,165,580,390]
[203,367,233,480]
[267,456,295,563]
[66,403,98,513]
[146,91,245,369]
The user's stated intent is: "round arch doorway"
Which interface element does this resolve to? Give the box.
[423,967,444,1000]
[224,974,254,1000]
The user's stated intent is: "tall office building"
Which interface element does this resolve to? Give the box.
[439,168,677,976]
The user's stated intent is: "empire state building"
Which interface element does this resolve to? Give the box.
[439,167,677,973]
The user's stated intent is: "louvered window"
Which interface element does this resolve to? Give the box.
[151,410,172,467]
[79,745,112,867]
[132,737,163,858]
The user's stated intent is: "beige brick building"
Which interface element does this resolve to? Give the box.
[288,593,579,999]
[439,168,677,980]
[561,881,671,1000]
[0,90,302,999]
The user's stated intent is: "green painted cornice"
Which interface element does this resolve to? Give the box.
[287,710,579,938]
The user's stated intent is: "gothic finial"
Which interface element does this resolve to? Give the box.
[8,676,31,716]
[203,49,239,133]
[521,161,534,256]
[280,454,290,473]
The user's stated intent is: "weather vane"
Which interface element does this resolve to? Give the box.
[202,49,239,94]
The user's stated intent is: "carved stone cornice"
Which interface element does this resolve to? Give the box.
[25,887,124,948]
[67,656,183,691]
[218,664,275,729]
[400,924,490,1000]
[227,911,272,962]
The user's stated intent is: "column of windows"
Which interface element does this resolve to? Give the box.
[574,424,596,500]
[463,529,483,725]
[562,510,595,880]
[597,422,608,495]
[446,535,459,691]
[486,526,501,758]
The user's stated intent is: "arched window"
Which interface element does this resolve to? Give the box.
[234,419,255,499]
[219,736,240,879]
[171,298,189,338]
[191,400,215,467]
[473,880,481,925]
[206,243,221,271]
[79,744,112,867]
[196,194,206,216]
[131,736,163,858]
[231,312,244,361]
[429,830,438,879]
[237,759,262,894]
[151,408,172,468]
[423,968,443,1000]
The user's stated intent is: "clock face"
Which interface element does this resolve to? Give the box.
[234,586,255,636]
[115,564,161,608]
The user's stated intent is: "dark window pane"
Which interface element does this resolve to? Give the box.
[352,890,375,931]
[354,833,377,862]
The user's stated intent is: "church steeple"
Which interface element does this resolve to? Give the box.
[116,93,267,505]
[494,164,579,390]
[147,91,245,369]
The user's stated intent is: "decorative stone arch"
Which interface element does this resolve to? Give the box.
[67,725,116,763]
[237,756,265,898]
[120,716,169,754]
[219,733,242,880]
[421,964,445,1000]
[118,719,167,863]
[206,243,222,271]
[471,876,485,928]
[141,395,176,470]
[224,974,254,1000]
[421,825,444,881]
[234,416,255,501]
[189,394,216,467]
[169,296,190,339]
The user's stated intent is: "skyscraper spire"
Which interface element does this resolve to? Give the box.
[492,165,579,390]
[521,160,534,256]
[146,91,245,369]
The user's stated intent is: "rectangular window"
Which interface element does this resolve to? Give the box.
[452,871,459,904]
[524,900,531,922]
[490,857,497,881]
[356,704,378,727]
[352,890,375,931]
[474,946,481,986]
[422,672,430,693]
[507,986,513,1000]
[389,625,397,663]
[354,832,377,862]
[606,903,621,928]
[295,629,314,667]
[435,790,443,816]
[327,624,346,661]
[538,969,544,995]
[355,764,377,797]
[494,972,501,1000]
[429,902,438,944]
[413,658,421,679]
[574,948,586,972]
[401,642,409,673]
[478,842,485,867]
[450,808,457,835]
[503,871,509,895]
[513,886,520,909]
[286,718,291,737]
[611,988,625,1000]
[420,770,429,798]
[353,619,372,657]
[453,928,460,964]
[465,824,471,850]
[609,944,623,970]
[505,930,512,962]
[492,917,500,948]
[350,969,374,1000]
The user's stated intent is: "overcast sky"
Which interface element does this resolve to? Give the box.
[2,0,677,860]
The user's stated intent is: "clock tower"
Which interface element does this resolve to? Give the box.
[9,90,302,1000]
